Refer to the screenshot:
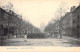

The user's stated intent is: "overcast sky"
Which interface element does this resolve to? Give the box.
[0,0,80,28]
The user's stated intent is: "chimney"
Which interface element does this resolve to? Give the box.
[70,6,76,12]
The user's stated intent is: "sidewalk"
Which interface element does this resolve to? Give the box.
[63,36,80,41]
[62,36,80,46]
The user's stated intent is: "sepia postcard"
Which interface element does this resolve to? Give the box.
[0,0,80,52]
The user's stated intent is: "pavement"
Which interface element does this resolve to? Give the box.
[1,36,80,46]
[63,36,80,41]
[62,36,80,47]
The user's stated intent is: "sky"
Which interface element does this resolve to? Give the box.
[0,0,80,28]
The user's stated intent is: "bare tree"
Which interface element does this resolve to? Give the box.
[56,2,68,39]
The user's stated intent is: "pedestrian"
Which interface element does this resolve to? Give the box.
[24,35,27,42]
[24,35,27,38]
[14,35,16,38]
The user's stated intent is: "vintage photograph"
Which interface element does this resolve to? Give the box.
[0,0,80,47]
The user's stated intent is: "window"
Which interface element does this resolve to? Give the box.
[73,19,76,23]
[77,25,80,29]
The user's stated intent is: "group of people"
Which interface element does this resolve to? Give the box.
[47,32,59,38]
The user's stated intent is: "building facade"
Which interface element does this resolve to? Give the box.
[72,5,80,38]
[50,5,80,38]
[60,12,73,36]
[0,7,22,37]
[60,5,80,38]
[0,7,41,39]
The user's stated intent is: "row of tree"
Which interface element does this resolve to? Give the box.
[44,2,68,38]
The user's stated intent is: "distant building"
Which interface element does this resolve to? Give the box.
[40,23,45,33]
